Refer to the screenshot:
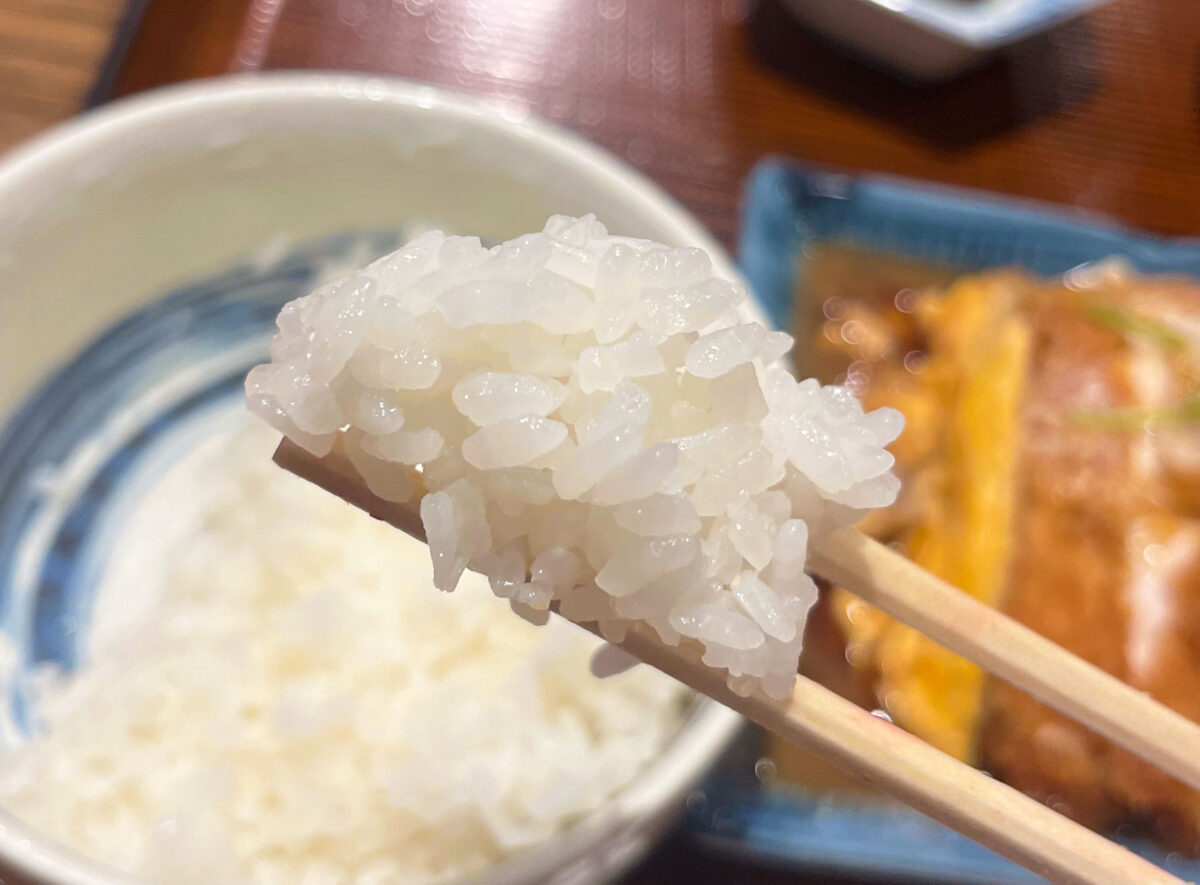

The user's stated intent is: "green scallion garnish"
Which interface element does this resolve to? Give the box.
[1072,396,1200,431]
[1082,301,1187,352]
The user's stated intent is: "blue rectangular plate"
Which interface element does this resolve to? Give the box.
[682,159,1200,883]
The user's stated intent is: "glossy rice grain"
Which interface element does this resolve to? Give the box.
[248,216,902,699]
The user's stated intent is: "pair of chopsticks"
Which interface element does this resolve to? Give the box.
[274,438,1200,885]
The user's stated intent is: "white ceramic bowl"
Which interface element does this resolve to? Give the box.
[782,0,1113,81]
[0,73,745,885]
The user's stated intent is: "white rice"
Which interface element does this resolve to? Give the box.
[0,420,686,884]
[247,215,902,700]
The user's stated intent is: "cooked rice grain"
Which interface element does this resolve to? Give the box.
[248,216,902,699]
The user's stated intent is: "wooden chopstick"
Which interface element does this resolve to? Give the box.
[620,629,1180,885]
[810,532,1200,794]
[273,438,1191,885]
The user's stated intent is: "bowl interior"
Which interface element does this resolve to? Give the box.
[0,74,735,420]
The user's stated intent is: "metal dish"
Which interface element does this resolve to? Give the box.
[780,0,1114,81]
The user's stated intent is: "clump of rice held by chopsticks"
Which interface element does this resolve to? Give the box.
[247,215,903,699]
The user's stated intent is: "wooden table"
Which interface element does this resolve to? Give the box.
[1,0,1194,882]
[0,0,127,152]
[105,0,1200,251]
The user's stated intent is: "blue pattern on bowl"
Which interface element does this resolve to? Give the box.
[0,231,398,734]
[697,157,1200,883]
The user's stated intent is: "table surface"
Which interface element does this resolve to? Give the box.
[106,0,1200,252]
[0,0,126,151]
[3,0,1198,882]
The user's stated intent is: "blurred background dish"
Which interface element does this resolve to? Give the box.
[705,158,1200,883]
[778,0,1115,81]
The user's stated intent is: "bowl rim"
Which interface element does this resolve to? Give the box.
[0,71,746,885]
